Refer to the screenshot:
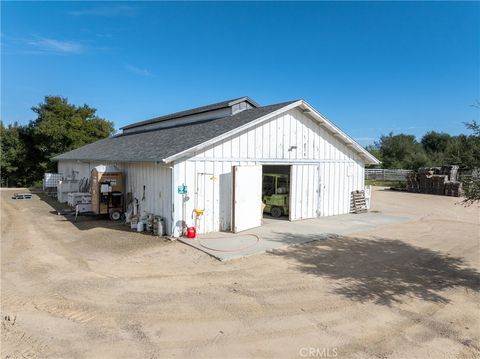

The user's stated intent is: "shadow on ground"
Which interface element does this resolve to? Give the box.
[271,233,480,306]
[36,192,136,233]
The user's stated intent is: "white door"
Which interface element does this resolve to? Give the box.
[289,165,299,221]
[290,164,321,220]
[233,165,262,233]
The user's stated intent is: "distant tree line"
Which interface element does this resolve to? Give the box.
[1,96,478,203]
[366,122,480,171]
[366,121,480,204]
[1,96,115,187]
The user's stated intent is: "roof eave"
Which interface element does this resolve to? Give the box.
[299,100,380,165]
[53,156,168,164]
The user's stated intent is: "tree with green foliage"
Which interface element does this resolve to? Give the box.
[0,96,115,187]
[0,122,29,187]
[367,133,429,170]
[463,176,480,206]
[367,123,479,172]
[421,131,451,154]
[29,96,115,173]
[421,131,452,164]
[459,120,480,205]
[443,134,477,169]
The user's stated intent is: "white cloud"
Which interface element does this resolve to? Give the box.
[125,64,155,78]
[27,37,85,54]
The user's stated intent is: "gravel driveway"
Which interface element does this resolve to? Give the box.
[1,187,479,358]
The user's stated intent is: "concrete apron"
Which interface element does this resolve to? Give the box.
[178,212,409,261]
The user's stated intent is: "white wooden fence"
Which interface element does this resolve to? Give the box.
[365,168,413,181]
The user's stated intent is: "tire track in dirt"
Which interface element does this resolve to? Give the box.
[1,314,48,359]
[148,323,321,351]
[3,188,478,357]
[1,289,100,325]
[1,290,30,309]
[33,294,98,324]
[334,301,480,359]
[392,306,480,353]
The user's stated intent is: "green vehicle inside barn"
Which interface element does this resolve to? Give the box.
[262,173,290,217]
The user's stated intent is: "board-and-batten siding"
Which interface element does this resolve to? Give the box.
[173,108,365,234]
[57,160,173,232]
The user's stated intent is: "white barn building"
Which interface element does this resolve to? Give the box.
[53,97,379,236]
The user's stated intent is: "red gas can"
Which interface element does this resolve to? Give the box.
[186,226,196,239]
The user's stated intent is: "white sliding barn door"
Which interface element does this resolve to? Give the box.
[290,164,320,221]
[233,165,262,233]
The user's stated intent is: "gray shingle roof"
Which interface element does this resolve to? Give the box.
[52,100,296,163]
[121,96,259,130]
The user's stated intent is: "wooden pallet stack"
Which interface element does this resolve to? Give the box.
[440,165,459,182]
[418,168,436,193]
[431,175,448,195]
[351,190,367,214]
[406,173,420,193]
[444,181,463,197]
[405,166,463,197]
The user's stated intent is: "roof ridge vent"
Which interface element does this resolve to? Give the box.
[122,97,259,134]
[230,97,258,115]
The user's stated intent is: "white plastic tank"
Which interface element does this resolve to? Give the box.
[136,221,144,232]
[173,226,181,238]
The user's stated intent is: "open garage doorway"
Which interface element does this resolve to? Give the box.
[262,165,291,222]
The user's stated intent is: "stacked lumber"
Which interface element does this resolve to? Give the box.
[351,190,367,214]
[405,165,462,197]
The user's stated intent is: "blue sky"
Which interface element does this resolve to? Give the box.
[2,1,479,145]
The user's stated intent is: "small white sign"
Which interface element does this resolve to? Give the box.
[347,164,354,177]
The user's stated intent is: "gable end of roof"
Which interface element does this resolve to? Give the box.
[52,98,379,166]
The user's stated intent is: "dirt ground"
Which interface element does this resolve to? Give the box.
[1,188,479,358]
